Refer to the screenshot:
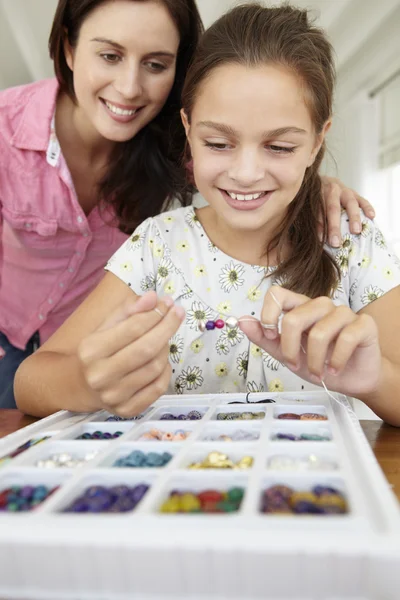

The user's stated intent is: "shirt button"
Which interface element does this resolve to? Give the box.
[25,223,32,229]
[59,282,64,288]
[68,267,74,273]
[76,251,81,257]
[83,233,89,237]
[77,216,83,223]
[38,314,44,320]
[48,298,53,304]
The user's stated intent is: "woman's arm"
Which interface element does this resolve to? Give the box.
[321,176,375,247]
[14,273,184,418]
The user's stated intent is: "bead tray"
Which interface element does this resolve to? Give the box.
[0,391,399,600]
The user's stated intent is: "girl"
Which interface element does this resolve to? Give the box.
[0,0,363,409]
[15,4,398,425]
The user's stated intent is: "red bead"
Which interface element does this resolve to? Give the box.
[214,319,225,329]
[198,490,224,504]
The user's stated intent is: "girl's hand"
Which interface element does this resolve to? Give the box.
[321,176,375,247]
[77,291,185,417]
[240,286,381,397]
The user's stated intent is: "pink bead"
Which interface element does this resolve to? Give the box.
[214,319,225,329]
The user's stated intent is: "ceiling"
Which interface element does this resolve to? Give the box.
[0,0,399,90]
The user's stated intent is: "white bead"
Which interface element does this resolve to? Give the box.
[225,316,239,329]
[198,320,207,332]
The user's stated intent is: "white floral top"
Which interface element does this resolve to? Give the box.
[105,206,400,396]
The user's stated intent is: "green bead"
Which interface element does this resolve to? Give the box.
[227,487,244,503]
[7,502,19,512]
[216,500,238,513]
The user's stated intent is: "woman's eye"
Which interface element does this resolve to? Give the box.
[145,62,167,72]
[101,53,120,64]
[204,142,230,151]
[267,145,296,154]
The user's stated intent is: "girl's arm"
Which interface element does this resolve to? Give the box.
[321,176,375,247]
[240,285,400,426]
[14,273,184,418]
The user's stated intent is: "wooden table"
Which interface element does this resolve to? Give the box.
[0,410,399,500]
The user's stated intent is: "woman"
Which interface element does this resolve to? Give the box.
[2,0,373,409]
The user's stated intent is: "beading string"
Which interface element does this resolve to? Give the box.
[153,290,344,409]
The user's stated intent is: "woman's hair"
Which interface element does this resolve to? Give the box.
[182,3,340,298]
[49,0,203,233]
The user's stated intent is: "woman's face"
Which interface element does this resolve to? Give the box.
[65,0,180,143]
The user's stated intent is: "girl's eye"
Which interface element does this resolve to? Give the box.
[145,62,167,73]
[267,145,296,154]
[204,141,231,151]
[101,53,121,64]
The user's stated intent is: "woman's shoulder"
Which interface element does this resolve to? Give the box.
[0,79,58,146]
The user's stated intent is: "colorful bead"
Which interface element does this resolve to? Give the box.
[202,429,260,442]
[268,454,338,471]
[36,451,98,469]
[214,319,225,329]
[113,450,172,468]
[225,316,239,329]
[188,451,253,470]
[0,485,58,512]
[277,413,301,420]
[76,430,123,440]
[64,483,149,513]
[300,413,328,421]
[198,320,207,332]
[216,411,264,421]
[138,428,190,441]
[160,487,244,514]
[261,484,347,515]
[205,321,216,330]
[159,410,202,421]
[0,436,50,467]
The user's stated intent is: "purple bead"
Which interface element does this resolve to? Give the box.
[293,501,322,514]
[66,499,90,513]
[84,485,109,499]
[87,494,113,512]
[312,485,340,497]
[109,496,136,513]
[178,414,187,420]
[102,432,112,439]
[275,433,299,441]
[130,484,149,504]
[160,413,174,420]
[109,485,131,499]
[205,321,216,330]
[20,486,35,500]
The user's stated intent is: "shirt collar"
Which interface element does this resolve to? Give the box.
[11,78,59,152]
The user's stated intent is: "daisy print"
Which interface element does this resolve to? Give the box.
[250,344,263,359]
[247,286,262,302]
[340,234,353,253]
[177,240,190,253]
[236,352,249,377]
[164,281,175,295]
[169,335,184,364]
[217,300,232,315]
[361,285,384,305]
[181,285,194,300]
[360,255,370,268]
[247,381,265,393]
[180,366,204,390]
[156,257,174,287]
[195,265,207,277]
[190,339,204,354]
[185,210,201,229]
[215,363,229,378]
[269,378,284,392]
[335,248,349,277]
[220,327,245,347]
[262,350,281,371]
[174,376,186,395]
[216,336,230,355]
[186,301,213,330]
[383,267,393,280]
[140,274,156,292]
[126,230,145,251]
[208,240,219,254]
[219,261,245,292]
[163,215,175,225]
[374,229,387,249]
[120,261,133,273]
[153,244,164,258]
[349,279,358,297]
[361,220,371,238]
[332,280,345,300]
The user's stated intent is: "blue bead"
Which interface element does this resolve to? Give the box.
[205,321,216,330]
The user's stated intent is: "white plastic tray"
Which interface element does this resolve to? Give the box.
[0,391,399,600]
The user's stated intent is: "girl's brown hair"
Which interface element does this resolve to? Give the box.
[49,0,203,233]
[182,3,340,298]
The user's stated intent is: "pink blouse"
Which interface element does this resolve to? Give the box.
[0,78,128,350]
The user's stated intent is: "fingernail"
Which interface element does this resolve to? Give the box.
[161,296,174,308]
[310,374,322,383]
[265,329,277,339]
[173,306,186,320]
[330,235,340,247]
[286,362,299,372]
[353,222,361,234]
[368,210,375,219]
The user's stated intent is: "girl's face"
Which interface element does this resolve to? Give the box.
[65,0,180,143]
[182,63,330,242]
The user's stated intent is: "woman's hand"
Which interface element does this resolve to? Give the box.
[240,286,382,397]
[321,176,375,247]
[77,291,185,417]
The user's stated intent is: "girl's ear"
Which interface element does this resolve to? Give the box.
[63,29,74,71]
[180,109,191,140]
[308,119,332,167]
